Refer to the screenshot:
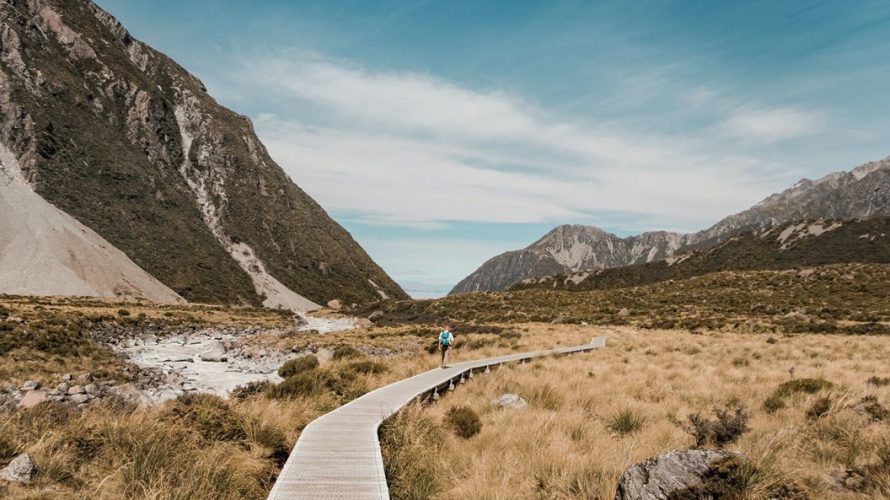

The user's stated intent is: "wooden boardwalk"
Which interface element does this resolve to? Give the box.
[268,336,607,499]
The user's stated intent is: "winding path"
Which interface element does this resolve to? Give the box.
[268,336,608,499]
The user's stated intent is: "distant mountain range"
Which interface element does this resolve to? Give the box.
[511,217,890,293]
[0,0,407,309]
[451,156,890,294]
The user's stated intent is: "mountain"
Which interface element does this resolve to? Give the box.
[0,0,407,308]
[511,217,890,292]
[451,156,890,294]
[450,225,691,294]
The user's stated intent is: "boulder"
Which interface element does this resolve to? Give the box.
[199,341,227,362]
[493,393,528,410]
[368,310,384,322]
[355,318,373,328]
[0,453,36,483]
[68,394,90,405]
[831,469,870,492]
[327,299,342,310]
[21,380,40,391]
[617,308,631,317]
[16,391,46,409]
[614,449,744,500]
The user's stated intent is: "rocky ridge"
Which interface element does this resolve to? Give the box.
[452,156,890,293]
[0,0,407,308]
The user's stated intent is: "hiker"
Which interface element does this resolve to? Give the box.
[438,324,454,368]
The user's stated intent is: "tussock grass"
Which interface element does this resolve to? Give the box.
[381,325,890,499]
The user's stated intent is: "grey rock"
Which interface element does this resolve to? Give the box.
[327,299,342,310]
[67,385,85,395]
[614,449,744,500]
[68,394,90,405]
[61,373,72,382]
[0,453,36,483]
[617,308,631,317]
[84,384,98,395]
[16,391,46,409]
[493,393,528,410]
[831,469,871,491]
[199,341,228,362]
[368,310,384,322]
[21,380,40,391]
[56,382,69,394]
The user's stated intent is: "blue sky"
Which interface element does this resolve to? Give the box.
[97,0,890,297]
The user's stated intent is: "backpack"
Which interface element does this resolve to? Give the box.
[439,330,451,346]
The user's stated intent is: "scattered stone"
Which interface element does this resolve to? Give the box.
[56,382,69,394]
[327,299,342,310]
[617,308,631,317]
[198,341,227,362]
[68,394,90,405]
[355,318,373,328]
[492,393,528,410]
[0,453,36,483]
[614,449,744,500]
[84,383,98,395]
[831,469,870,492]
[367,310,384,322]
[67,385,85,395]
[16,391,46,409]
[21,380,40,391]
[4,316,24,323]
[61,373,72,382]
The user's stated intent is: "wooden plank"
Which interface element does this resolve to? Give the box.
[268,336,607,499]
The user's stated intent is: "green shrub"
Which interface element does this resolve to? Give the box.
[806,396,832,419]
[165,393,246,443]
[342,360,388,375]
[774,378,833,398]
[332,345,362,360]
[683,407,749,447]
[607,409,646,436]
[445,406,482,439]
[858,396,888,422]
[230,380,273,400]
[763,394,786,413]
[278,355,319,378]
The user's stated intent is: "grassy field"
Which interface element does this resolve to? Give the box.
[380,325,890,499]
[3,270,890,499]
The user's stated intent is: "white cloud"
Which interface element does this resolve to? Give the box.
[239,53,798,229]
[723,106,822,142]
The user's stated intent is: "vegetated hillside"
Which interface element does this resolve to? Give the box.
[0,0,406,307]
[452,156,890,294]
[512,217,890,293]
[370,263,890,334]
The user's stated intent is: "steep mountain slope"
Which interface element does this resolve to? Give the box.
[0,143,183,303]
[450,225,690,293]
[512,217,890,292]
[451,156,890,294]
[0,0,407,307]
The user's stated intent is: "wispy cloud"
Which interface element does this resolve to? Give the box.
[238,53,803,232]
[723,106,822,143]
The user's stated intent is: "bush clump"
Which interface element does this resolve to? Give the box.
[278,355,319,378]
[267,370,340,399]
[342,360,388,375]
[165,393,246,443]
[332,345,362,360]
[764,378,833,413]
[607,409,646,437]
[230,380,273,400]
[683,407,749,447]
[445,406,482,439]
[806,396,832,420]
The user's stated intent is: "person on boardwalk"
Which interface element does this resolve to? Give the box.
[438,325,454,368]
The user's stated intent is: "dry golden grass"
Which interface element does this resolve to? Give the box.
[381,325,890,499]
